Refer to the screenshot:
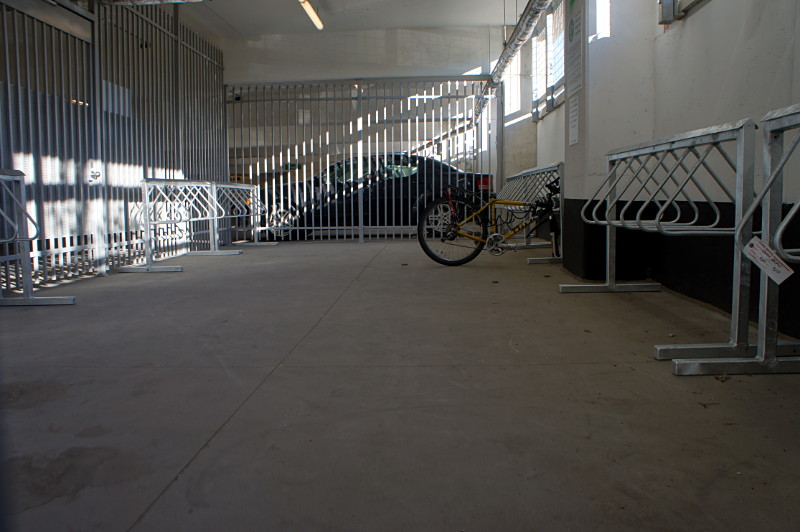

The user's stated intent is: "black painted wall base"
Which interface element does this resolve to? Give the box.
[562,199,800,338]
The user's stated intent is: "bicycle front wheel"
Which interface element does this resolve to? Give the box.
[417,196,487,266]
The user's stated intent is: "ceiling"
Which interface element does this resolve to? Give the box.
[179,0,522,41]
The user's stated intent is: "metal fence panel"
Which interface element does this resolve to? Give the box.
[0,2,226,289]
[227,78,499,242]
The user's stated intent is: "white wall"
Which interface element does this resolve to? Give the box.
[559,0,800,199]
[501,41,538,177]
[584,0,655,189]
[653,0,800,137]
[535,105,565,168]
[222,27,504,84]
[653,0,800,196]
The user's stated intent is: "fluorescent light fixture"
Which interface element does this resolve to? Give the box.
[298,0,324,31]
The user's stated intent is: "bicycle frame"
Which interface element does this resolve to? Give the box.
[443,186,546,244]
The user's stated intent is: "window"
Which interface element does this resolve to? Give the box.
[386,165,417,179]
[531,0,565,120]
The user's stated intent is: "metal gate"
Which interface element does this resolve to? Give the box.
[0,1,225,290]
[0,3,100,283]
[227,78,501,241]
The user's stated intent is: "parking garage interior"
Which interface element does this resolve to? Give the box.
[2,0,800,530]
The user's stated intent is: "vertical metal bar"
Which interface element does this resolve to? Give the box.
[122,6,132,259]
[0,5,12,169]
[324,83,329,238]
[478,81,485,178]
[173,5,181,176]
[67,30,78,278]
[155,7,163,179]
[253,84,260,240]
[17,176,35,297]
[209,181,220,251]
[399,81,406,234]
[389,81,396,236]
[276,84,283,237]
[258,84,266,242]
[32,17,49,279]
[140,181,155,268]
[382,81,388,237]
[412,81,418,224]
[90,2,109,275]
[269,83,276,233]
[322,82,328,238]
[23,13,46,283]
[187,24,194,180]
[332,83,338,239]
[756,128,783,365]
[1,7,13,286]
[80,29,91,275]
[606,160,618,288]
[232,86,238,207]
[119,7,133,261]
[496,81,505,181]
[357,81,365,242]
[461,80,467,175]
[295,83,303,239]
[143,9,151,181]
[730,121,755,349]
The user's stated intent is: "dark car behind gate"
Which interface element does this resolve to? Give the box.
[263,154,492,240]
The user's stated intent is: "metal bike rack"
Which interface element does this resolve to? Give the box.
[0,170,75,306]
[496,163,563,264]
[120,179,264,273]
[560,119,756,295]
[670,105,800,375]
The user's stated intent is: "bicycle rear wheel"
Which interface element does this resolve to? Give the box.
[417,196,487,266]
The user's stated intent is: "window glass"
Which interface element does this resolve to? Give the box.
[532,25,548,103]
[386,165,417,178]
[334,158,370,183]
[532,0,565,117]
[549,1,565,84]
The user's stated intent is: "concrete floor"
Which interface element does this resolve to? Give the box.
[1,240,799,531]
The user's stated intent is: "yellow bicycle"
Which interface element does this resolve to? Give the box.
[417,183,560,266]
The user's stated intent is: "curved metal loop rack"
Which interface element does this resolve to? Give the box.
[672,105,800,375]
[120,179,265,273]
[562,119,757,295]
[580,118,754,236]
[736,104,800,263]
[500,163,560,205]
[497,163,563,265]
[558,111,800,375]
[1,170,75,306]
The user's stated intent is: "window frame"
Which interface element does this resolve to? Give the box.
[531,0,566,122]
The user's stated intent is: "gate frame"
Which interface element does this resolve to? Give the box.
[225,76,503,243]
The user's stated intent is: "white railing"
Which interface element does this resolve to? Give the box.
[120,179,265,273]
[561,119,755,296]
[559,113,800,375]
[669,105,800,375]
[0,170,75,306]
[497,163,563,264]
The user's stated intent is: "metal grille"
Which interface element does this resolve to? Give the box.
[97,4,226,266]
[227,78,500,242]
[0,2,226,288]
[0,5,97,284]
[581,119,754,236]
[496,163,561,247]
